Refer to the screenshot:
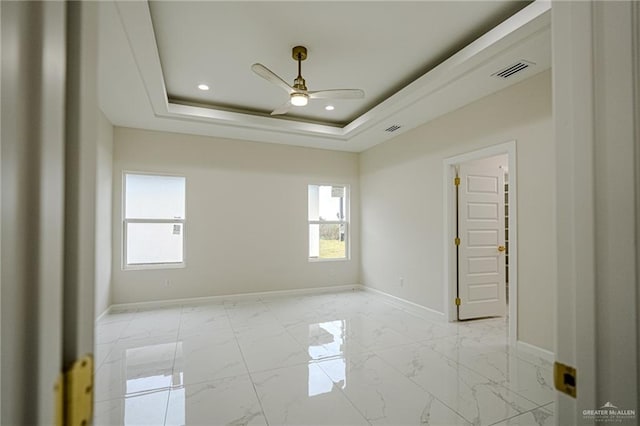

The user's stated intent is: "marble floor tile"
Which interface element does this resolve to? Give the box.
[173,329,248,385]
[94,389,170,426]
[178,308,232,338]
[235,325,310,373]
[252,363,369,425]
[95,336,179,401]
[342,314,415,351]
[96,320,131,345]
[95,290,554,425]
[96,343,115,370]
[511,348,554,371]
[180,300,225,312]
[225,301,281,329]
[371,307,459,342]
[317,352,470,425]
[165,375,267,426]
[376,343,538,425]
[266,303,329,328]
[491,405,554,426]
[99,310,137,325]
[286,319,368,361]
[461,350,555,406]
[120,314,180,342]
[424,333,511,365]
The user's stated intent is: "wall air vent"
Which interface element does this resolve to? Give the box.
[492,60,535,79]
[385,124,402,132]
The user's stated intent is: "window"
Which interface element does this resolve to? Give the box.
[308,185,348,260]
[123,173,186,268]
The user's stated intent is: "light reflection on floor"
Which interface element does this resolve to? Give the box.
[307,320,347,397]
[94,290,554,425]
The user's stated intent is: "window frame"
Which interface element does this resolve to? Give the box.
[307,183,350,262]
[122,171,187,270]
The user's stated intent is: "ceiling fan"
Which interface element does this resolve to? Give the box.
[252,46,365,116]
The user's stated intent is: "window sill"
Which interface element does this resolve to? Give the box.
[123,262,186,271]
[308,258,351,263]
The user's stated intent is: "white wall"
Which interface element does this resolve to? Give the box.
[360,70,555,351]
[95,109,113,317]
[112,128,360,304]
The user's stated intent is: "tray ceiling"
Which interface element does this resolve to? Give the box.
[148,1,530,125]
[98,1,551,151]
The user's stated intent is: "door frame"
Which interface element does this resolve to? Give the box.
[552,1,640,421]
[442,140,517,347]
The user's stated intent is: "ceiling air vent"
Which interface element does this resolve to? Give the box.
[385,124,402,133]
[492,60,535,79]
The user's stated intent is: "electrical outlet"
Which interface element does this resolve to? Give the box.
[399,277,404,287]
[165,279,171,287]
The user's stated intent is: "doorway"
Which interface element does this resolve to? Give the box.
[443,141,517,347]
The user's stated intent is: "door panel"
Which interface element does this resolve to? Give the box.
[458,159,506,320]
[467,256,499,274]
[467,229,499,246]
[468,283,500,301]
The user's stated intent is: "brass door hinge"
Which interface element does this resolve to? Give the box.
[454,237,460,246]
[554,361,576,398]
[55,354,94,426]
[455,297,461,306]
[454,176,460,186]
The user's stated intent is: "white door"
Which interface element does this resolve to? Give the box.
[457,158,506,320]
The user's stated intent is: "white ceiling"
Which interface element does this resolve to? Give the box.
[98,1,551,152]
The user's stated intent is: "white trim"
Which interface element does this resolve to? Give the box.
[308,221,344,225]
[95,306,112,323]
[362,286,446,323]
[109,284,362,313]
[516,340,554,363]
[125,218,186,224]
[308,258,351,264]
[123,262,186,271]
[442,140,518,349]
[111,1,550,151]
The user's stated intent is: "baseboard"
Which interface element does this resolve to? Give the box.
[516,340,554,363]
[361,285,446,322]
[109,284,362,313]
[95,306,112,322]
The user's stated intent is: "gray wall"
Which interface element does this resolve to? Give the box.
[359,71,555,351]
[111,127,360,304]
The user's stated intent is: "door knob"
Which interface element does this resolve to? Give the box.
[498,245,506,252]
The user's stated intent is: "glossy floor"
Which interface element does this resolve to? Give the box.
[94,290,554,425]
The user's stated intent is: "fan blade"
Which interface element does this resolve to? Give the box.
[252,63,294,94]
[308,89,364,99]
[270,100,292,116]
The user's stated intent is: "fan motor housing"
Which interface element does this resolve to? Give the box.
[292,46,307,61]
[293,76,307,91]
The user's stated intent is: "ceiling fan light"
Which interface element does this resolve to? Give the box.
[290,93,308,107]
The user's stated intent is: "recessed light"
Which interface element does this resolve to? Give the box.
[325,105,335,111]
[197,84,210,91]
